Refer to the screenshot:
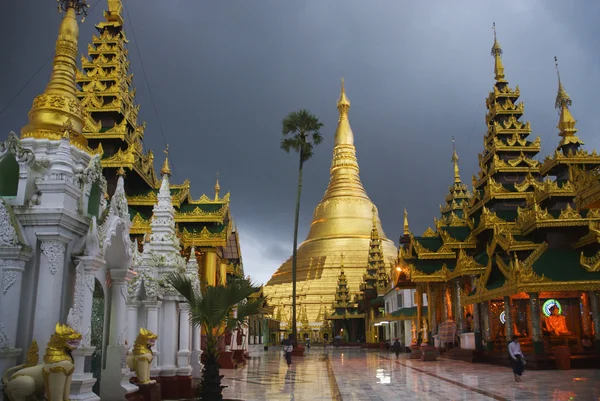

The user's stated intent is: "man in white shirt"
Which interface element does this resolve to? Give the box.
[508,336,525,382]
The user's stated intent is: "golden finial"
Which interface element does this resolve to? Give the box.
[490,22,505,82]
[337,78,351,118]
[553,56,579,141]
[403,204,409,236]
[214,171,220,201]
[451,136,461,183]
[554,56,572,110]
[160,145,172,177]
[21,0,89,149]
[116,166,126,177]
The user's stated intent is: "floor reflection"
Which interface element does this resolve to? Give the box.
[218,347,599,401]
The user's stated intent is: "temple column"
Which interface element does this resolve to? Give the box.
[159,298,178,376]
[588,291,600,353]
[219,261,227,286]
[70,256,105,401]
[481,301,492,350]
[528,292,544,354]
[473,303,482,351]
[581,292,593,337]
[504,296,513,340]
[127,303,140,347]
[100,268,137,400]
[0,257,28,391]
[429,286,437,337]
[203,249,217,287]
[190,324,203,378]
[33,237,68,344]
[177,303,192,375]
[416,287,422,341]
[441,284,448,321]
[144,301,161,375]
[453,280,463,333]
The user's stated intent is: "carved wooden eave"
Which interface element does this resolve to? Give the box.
[438,229,477,250]
[579,249,600,273]
[574,221,600,249]
[187,192,231,205]
[445,249,486,280]
[412,240,456,260]
[422,227,437,237]
[470,207,514,235]
[573,165,600,209]
[492,226,538,252]
[480,136,541,166]
[130,213,151,235]
[177,225,229,248]
[407,263,448,283]
[516,202,600,235]
[533,179,576,204]
[540,148,600,176]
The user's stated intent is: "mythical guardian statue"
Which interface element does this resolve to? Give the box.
[2,323,82,401]
[126,328,158,385]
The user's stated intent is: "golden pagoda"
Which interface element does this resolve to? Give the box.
[264,80,397,324]
[77,0,243,282]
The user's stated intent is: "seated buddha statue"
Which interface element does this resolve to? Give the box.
[544,306,572,336]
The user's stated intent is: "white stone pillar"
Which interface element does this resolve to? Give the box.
[160,299,178,376]
[100,269,137,401]
[190,324,202,378]
[0,257,28,392]
[33,238,68,344]
[127,303,140,347]
[145,301,161,376]
[177,303,192,375]
[70,256,104,401]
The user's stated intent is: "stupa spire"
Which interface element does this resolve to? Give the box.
[214,171,220,200]
[554,56,580,145]
[403,206,409,236]
[21,1,90,151]
[452,136,461,183]
[491,22,506,82]
[320,79,368,202]
[161,145,172,177]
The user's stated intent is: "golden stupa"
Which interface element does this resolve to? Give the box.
[264,80,397,325]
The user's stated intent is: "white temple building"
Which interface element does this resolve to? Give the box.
[0,2,201,400]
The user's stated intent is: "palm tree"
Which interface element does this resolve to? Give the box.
[280,109,324,342]
[166,273,266,401]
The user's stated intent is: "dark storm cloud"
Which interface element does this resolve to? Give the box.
[2,0,600,284]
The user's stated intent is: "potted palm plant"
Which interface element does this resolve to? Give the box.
[166,273,266,401]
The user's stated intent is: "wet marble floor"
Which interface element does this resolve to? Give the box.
[220,348,600,401]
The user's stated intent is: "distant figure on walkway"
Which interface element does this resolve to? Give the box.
[508,336,525,382]
[392,339,402,358]
[282,334,293,367]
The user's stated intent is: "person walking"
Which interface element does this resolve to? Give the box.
[281,334,294,367]
[508,336,525,382]
[392,338,402,359]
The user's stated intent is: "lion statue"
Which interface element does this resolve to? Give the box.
[126,327,158,385]
[2,323,82,401]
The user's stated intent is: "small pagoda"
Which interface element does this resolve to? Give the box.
[326,255,365,342]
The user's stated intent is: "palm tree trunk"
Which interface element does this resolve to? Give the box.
[291,150,304,343]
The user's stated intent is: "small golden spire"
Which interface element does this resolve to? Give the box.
[451,136,461,183]
[337,78,351,119]
[490,22,505,82]
[554,56,579,141]
[116,166,126,177]
[214,171,220,201]
[340,252,345,271]
[403,205,409,236]
[21,1,89,149]
[372,205,377,228]
[160,145,172,177]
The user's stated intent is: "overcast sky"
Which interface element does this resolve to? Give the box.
[1,0,600,284]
